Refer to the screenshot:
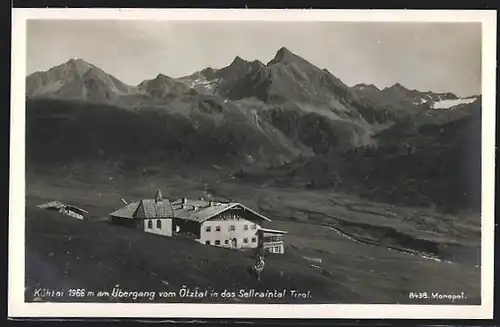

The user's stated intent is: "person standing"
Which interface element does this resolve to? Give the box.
[253,254,265,281]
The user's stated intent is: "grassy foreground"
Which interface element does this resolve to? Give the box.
[24,174,481,305]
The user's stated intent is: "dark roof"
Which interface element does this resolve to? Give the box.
[109,202,140,219]
[109,189,174,219]
[110,199,174,219]
[134,199,174,219]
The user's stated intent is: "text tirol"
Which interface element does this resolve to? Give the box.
[235,289,310,299]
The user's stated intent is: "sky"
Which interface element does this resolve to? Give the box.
[26,20,482,97]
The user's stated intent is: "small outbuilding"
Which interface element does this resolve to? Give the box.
[37,201,88,220]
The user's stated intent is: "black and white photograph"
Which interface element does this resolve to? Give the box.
[9,9,496,319]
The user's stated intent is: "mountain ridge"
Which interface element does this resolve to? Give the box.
[25,47,482,213]
[27,49,479,112]
[26,58,140,104]
[25,47,481,158]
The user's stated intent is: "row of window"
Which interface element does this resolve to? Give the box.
[205,223,257,233]
[146,220,259,233]
[147,219,162,229]
[205,237,257,246]
[268,246,282,253]
[263,235,283,243]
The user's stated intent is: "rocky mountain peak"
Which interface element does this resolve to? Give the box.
[64,58,94,76]
[353,83,380,92]
[268,46,299,65]
[155,73,173,80]
[229,56,249,68]
[389,83,409,91]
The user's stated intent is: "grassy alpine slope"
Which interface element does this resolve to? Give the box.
[25,170,480,304]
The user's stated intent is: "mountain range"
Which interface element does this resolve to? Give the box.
[25,47,481,213]
[27,48,479,112]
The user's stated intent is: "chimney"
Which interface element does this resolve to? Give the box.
[155,189,163,203]
[182,198,187,205]
[193,205,198,211]
[209,200,214,206]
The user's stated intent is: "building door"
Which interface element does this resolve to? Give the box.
[231,238,237,248]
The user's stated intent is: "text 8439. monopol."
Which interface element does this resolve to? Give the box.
[408,292,429,300]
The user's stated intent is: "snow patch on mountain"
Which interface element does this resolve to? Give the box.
[180,77,220,94]
[432,97,478,109]
[414,98,428,105]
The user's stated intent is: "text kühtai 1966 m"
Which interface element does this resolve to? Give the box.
[31,286,312,301]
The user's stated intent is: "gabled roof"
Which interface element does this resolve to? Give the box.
[37,201,65,209]
[109,200,175,219]
[109,192,272,223]
[109,201,140,219]
[170,198,272,223]
[134,199,174,219]
[109,189,174,219]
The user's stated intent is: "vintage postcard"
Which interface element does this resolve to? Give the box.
[9,9,496,319]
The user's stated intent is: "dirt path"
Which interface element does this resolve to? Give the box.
[323,224,451,264]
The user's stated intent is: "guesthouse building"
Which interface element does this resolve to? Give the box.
[108,190,287,254]
[170,198,287,254]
